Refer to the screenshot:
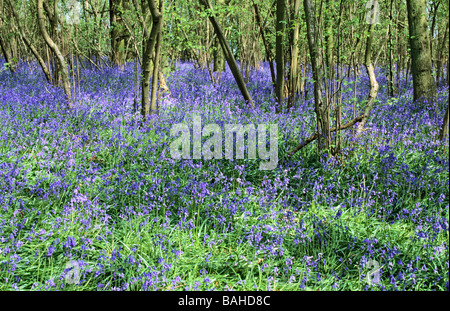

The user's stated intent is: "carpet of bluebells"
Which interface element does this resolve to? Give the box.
[0,59,448,291]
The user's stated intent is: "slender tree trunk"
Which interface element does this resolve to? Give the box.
[325,0,334,78]
[199,0,253,107]
[43,0,61,84]
[253,2,276,90]
[0,36,15,72]
[110,0,129,68]
[406,0,436,101]
[304,0,329,153]
[287,0,301,109]
[37,0,72,109]
[447,56,449,87]
[213,0,225,73]
[150,15,163,113]
[357,23,379,135]
[0,1,15,72]
[388,0,395,97]
[436,22,448,86]
[141,0,163,118]
[334,0,344,156]
[213,37,225,72]
[439,103,449,141]
[429,1,440,75]
[275,0,286,110]
[324,0,335,146]
[6,0,51,81]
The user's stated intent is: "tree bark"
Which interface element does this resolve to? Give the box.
[213,0,225,73]
[6,0,51,81]
[406,0,436,101]
[150,16,163,113]
[253,2,276,89]
[357,23,379,135]
[287,0,301,109]
[141,0,163,118]
[199,0,253,107]
[42,0,61,84]
[0,3,16,73]
[304,0,330,153]
[388,0,395,97]
[436,21,448,86]
[275,0,286,109]
[429,1,440,74]
[439,103,449,141]
[37,0,72,109]
[110,0,130,68]
[0,36,15,72]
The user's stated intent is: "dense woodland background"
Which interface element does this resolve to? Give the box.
[0,0,448,291]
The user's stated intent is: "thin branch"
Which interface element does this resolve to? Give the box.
[288,114,365,157]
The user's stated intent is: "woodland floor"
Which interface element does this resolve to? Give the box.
[0,61,448,290]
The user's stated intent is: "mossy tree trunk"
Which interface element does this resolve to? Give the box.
[406,0,436,101]
[141,0,163,119]
[110,0,130,69]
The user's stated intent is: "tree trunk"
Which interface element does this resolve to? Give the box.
[439,103,449,141]
[141,0,163,119]
[325,0,334,77]
[150,15,163,113]
[436,21,449,86]
[406,0,436,101]
[388,0,395,97]
[429,1,440,75]
[304,0,330,154]
[213,0,225,73]
[213,37,225,72]
[0,36,15,72]
[37,0,72,109]
[253,2,276,90]
[199,0,253,107]
[287,0,301,109]
[334,0,344,156]
[110,0,129,68]
[6,0,51,81]
[275,0,286,109]
[43,0,61,84]
[0,3,16,73]
[357,23,379,135]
